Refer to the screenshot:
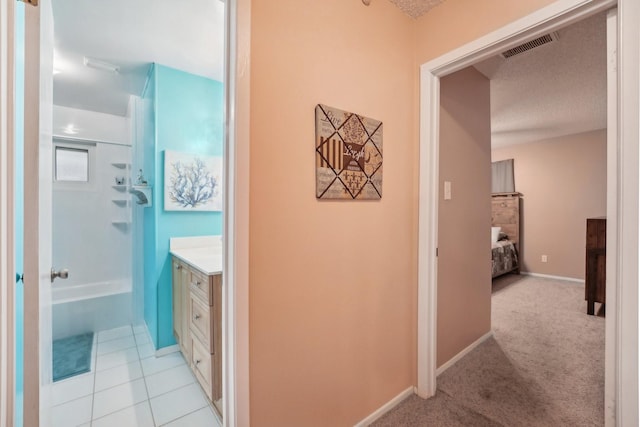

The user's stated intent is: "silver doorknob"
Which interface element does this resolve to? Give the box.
[51,268,69,282]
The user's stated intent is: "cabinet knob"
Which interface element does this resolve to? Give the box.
[195,359,201,365]
[175,265,182,270]
[194,314,201,320]
[196,281,201,287]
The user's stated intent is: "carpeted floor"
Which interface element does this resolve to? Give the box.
[373,275,605,426]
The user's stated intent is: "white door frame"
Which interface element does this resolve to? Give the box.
[225,0,251,424]
[222,0,249,425]
[417,0,639,426]
[0,0,16,425]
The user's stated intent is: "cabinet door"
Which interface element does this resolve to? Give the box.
[172,258,183,345]
[212,274,222,407]
[180,264,192,361]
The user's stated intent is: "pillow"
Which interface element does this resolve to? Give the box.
[491,227,501,243]
[498,232,509,241]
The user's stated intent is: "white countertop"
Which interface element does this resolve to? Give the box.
[169,236,223,275]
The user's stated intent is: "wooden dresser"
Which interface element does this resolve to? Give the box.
[172,256,222,413]
[585,217,606,315]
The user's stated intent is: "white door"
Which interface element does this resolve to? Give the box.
[23,0,54,425]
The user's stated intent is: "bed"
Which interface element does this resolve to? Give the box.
[491,192,521,278]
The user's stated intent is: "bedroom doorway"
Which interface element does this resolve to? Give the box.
[417,1,639,425]
[482,12,609,424]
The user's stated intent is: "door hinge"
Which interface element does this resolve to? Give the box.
[17,0,38,6]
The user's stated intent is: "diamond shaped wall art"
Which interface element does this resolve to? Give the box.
[315,104,383,199]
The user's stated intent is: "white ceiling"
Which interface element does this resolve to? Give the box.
[52,0,225,117]
[474,12,607,148]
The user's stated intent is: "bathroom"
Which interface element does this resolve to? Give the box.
[15,0,227,425]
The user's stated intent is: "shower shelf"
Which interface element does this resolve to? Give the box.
[111,162,129,169]
[112,199,128,206]
[111,221,130,225]
[112,185,128,191]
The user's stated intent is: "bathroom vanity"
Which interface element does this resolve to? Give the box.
[170,236,222,414]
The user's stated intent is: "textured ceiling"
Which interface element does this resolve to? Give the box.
[387,0,446,19]
[474,12,607,148]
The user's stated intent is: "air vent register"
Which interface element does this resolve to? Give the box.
[500,32,559,59]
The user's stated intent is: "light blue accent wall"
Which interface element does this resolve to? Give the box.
[143,64,223,349]
[15,3,25,426]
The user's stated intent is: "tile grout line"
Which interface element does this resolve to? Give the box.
[61,324,210,426]
[92,354,184,395]
[91,326,136,424]
[154,383,210,426]
[134,325,158,426]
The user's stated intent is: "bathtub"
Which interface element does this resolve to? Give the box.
[52,280,132,340]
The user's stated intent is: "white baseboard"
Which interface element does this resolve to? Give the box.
[353,386,415,426]
[155,344,180,357]
[436,330,493,377]
[520,272,584,284]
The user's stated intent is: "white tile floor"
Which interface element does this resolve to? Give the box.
[51,325,222,427]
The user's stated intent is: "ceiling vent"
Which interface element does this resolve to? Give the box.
[500,32,559,59]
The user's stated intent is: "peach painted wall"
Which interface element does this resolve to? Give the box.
[240,0,583,424]
[249,0,416,425]
[414,0,557,64]
[437,67,492,367]
[492,129,607,280]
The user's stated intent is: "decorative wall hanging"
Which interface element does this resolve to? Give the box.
[315,104,383,199]
[164,150,222,211]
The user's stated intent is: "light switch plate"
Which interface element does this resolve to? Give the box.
[444,181,452,200]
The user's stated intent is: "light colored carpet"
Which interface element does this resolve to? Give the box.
[373,275,605,426]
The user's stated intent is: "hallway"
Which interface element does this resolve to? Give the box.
[374,275,604,426]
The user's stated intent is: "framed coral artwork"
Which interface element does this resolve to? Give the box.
[315,104,383,199]
[164,150,222,211]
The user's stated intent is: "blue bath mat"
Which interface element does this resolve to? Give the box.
[52,332,94,382]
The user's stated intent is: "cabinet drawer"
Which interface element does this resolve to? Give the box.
[586,218,607,249]
[190,269,212,306]
[191,337,214,401]
[190,295,213,353]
